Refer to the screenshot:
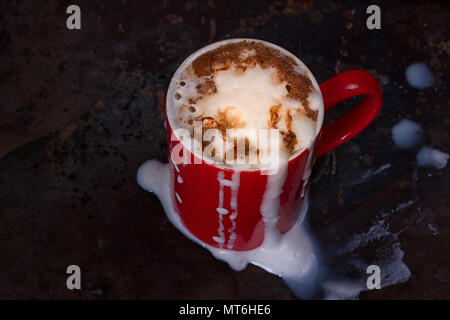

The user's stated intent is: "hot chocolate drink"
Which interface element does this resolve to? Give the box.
[167,39,323,168]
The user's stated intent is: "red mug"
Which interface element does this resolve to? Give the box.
[166,39,382,251]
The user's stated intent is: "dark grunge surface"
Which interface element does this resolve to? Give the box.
[0,0,449,299]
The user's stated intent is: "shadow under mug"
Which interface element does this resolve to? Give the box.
[165,39,383,251]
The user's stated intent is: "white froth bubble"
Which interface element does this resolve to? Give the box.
[405,62,435,89]
[308,91,322,111]
[416,146,449,169]
[391,119,423,149]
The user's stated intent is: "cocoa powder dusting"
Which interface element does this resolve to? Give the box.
[196,80,217,95]
[191,40,316,120]
[268,104,282,128]
[282,110,297,154]
[285,109,293,131]
[200,116,227,137]
[281,130,297,154]
[191,54,213,77]
[217,106,246,129]
[201,116,220,131]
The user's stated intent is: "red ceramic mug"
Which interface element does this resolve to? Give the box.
[166,39,382,251]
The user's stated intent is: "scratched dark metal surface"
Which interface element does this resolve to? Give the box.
[0,0,449,299]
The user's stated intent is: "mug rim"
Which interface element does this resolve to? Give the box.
[166,38,324,171]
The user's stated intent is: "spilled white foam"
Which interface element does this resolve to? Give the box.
[137,159,415,299]
[391,119,423,149]
[405,62,435,89]
[321,280,364,300]
[137,159,316,278]
[416,146,449,169]
[320,202,413,300]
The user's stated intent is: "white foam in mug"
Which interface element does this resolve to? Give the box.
[167,39,324,169]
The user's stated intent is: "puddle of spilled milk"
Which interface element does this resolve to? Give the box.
[137,159,412,299]
[137,160,316,279]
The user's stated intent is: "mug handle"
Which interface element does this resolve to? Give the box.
[315,70,383,158]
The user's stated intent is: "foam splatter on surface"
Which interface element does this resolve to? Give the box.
[391,119,423,149]
[137,159,412,300]
[417,146,449,169]
[405,63,435,89]
[311,201,412,299]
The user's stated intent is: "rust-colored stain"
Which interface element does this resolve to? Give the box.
[59,123,78,140]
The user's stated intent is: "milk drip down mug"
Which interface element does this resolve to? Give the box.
[165,39,383,251]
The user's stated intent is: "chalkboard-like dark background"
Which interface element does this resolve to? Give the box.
[0,0,449,299]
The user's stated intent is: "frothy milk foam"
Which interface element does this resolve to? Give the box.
[138,39,324,296]
[167,39,323,168]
